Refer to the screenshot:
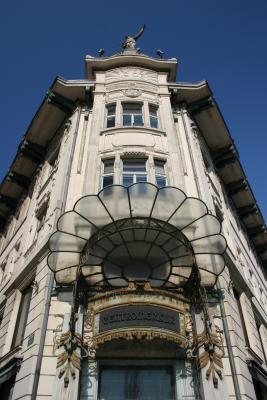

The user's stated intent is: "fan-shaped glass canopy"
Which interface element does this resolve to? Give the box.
[48,183,227,289]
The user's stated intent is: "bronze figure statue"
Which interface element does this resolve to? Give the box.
[121,24,146,50]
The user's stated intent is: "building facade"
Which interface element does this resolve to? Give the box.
[0,32,267,400]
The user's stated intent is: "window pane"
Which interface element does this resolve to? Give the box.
[123,103,142,113]
[123,160,146,172]
[12,286,32,349]
[107,105,116,115]
[134,115,144,126]
[149,104,158,116]
[136,175,147,182]
[123,115,132,126]
[156,175,167,188]
[103,160,114,174]
[155,160,165,174]
[107,116,115,128]
[99,366,175,400]
[103,175,114,188]
[150,116,158,129]
[122,175,134,186]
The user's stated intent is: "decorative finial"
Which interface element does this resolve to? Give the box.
[121,24,146,53]
[156,49,164,59]
[98,48,105,57]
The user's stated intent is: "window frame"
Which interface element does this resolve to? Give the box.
[105,104,116,129]
[98,364,176,400]
[154,159,167,188]
[11,285,32,349]
[94,358,198,400]
[36,203,48,234]
[102,158,115,188]
[122,102,144,127]
[121,158,148,186]
[149,103,159,129]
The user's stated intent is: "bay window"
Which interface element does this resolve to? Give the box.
[122,103,143,127]
[122,159,147,186]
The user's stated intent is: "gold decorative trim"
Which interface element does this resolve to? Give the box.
[83,283,192,355]
[54,330,87,387]
[195,327,224,388]
[91,328,187,349]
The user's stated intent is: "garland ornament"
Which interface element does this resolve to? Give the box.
[196,326,224,388]
[186,286,225,388]
[53,269,88,388]
[54,330,85,387]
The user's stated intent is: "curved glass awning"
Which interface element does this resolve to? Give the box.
[48,183,227,289]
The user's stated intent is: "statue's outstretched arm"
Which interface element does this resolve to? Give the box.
[133,24,146,40]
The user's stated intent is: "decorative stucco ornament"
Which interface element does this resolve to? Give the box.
[196,326,224,388]
[53,330,88,387]
[123,83,142,97]
[186,286,225,388]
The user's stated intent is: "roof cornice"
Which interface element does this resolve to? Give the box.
[85,53,177,81]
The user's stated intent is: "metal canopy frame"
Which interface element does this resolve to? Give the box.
[48,183,227,290]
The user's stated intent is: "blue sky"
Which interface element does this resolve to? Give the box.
[1,0,266,220]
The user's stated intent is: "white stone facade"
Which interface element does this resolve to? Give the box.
[0,50,266,400]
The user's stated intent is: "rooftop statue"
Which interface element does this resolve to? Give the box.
[121,24,146,50]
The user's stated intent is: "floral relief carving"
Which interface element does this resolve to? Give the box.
[106,81,157,93]
[106,67,158,83]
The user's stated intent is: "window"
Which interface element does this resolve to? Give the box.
[122,159,147,186]
[122,103,143,127]
[106,104,116,128]
[215,203,224,223]
[98,365,175,400]
[256,322,267,364]
[0,261,7,284]
[102,159,115,188]
[233,289,250,347]
[11,285,32,349]
[155,159,167,187]
[48,146,60,172]
[36,202,48,234]
[149,104,159,129]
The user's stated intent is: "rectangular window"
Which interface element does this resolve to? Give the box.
[0,260,7,284]
[149,104,159,129]
[122,159,147,186]
[11,285,32,349]
[102,159,115,188]
[233,289,250,347]
[155,159,167,187]
[98,366,175,400]
[48,146,60,172]
[122,103,143,127]
[106,104,116,128]
[36,203,48,234]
